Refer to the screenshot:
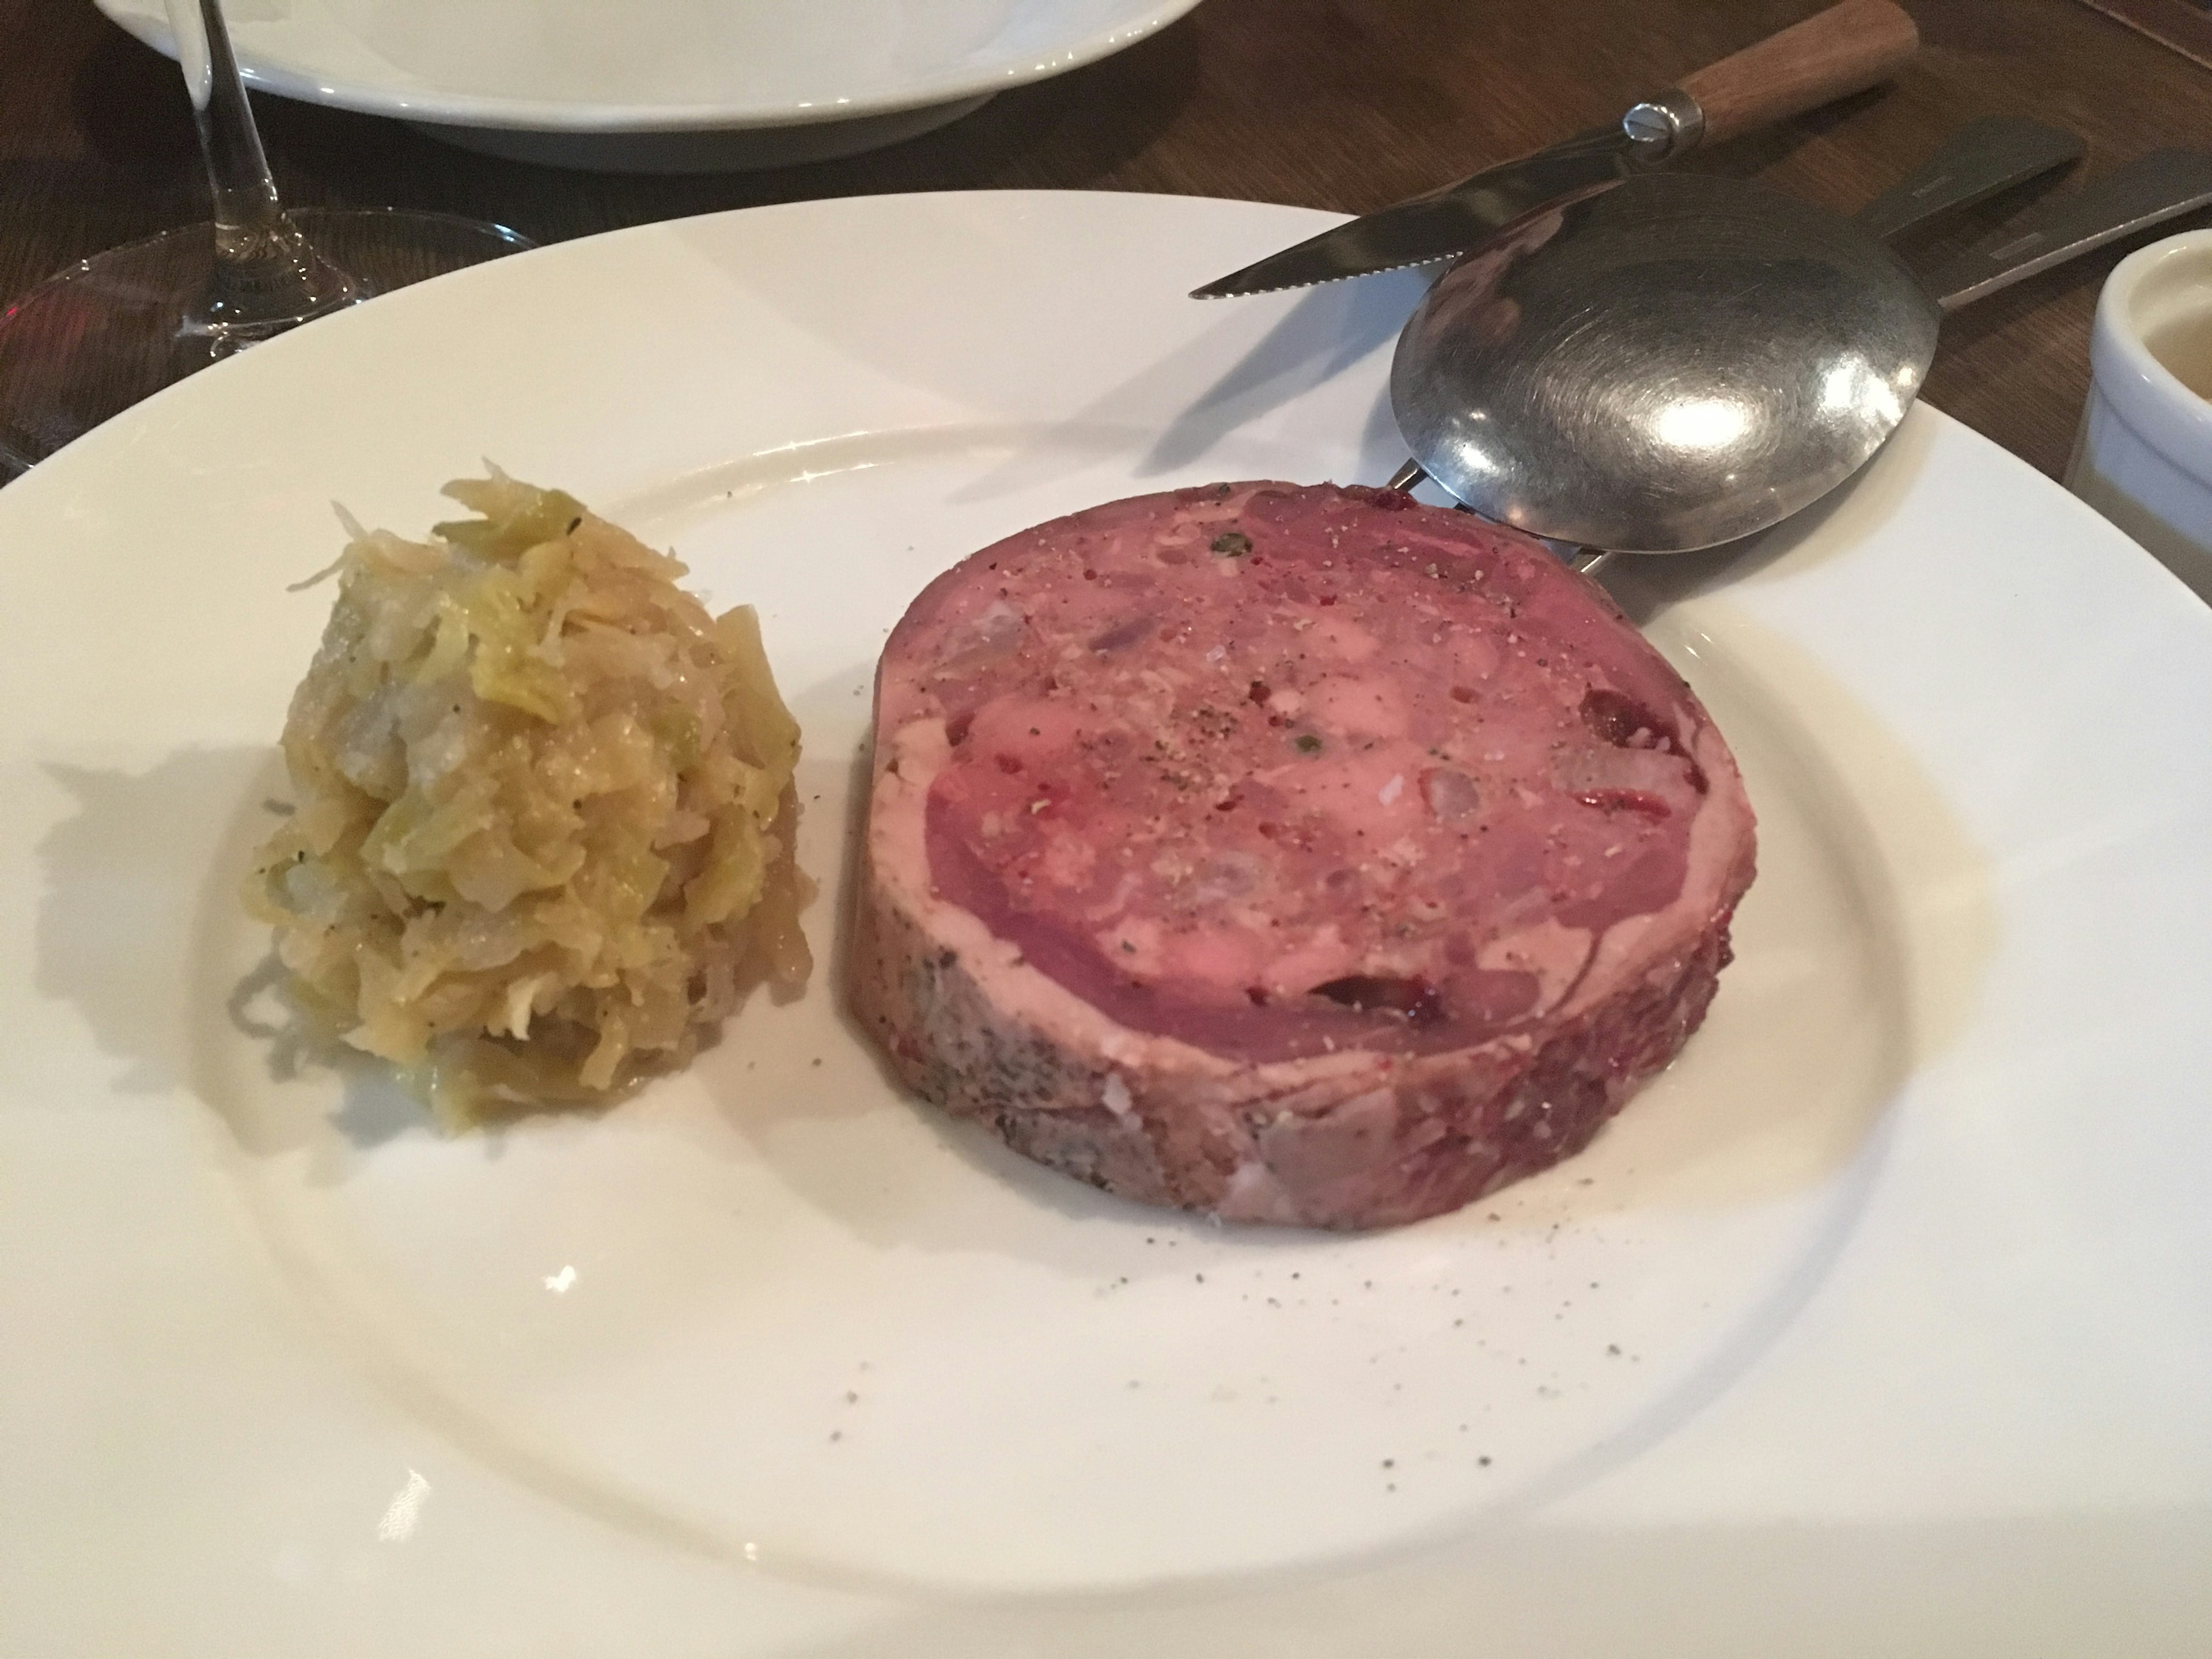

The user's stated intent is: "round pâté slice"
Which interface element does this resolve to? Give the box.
[850,482,1756,1229]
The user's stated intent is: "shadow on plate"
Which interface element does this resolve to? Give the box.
[34,748,272,1100]
[930,273,1424,504]
[31,744,466,1172]
[1128,270,1433,478]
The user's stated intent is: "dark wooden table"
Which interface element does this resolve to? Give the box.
[4,0,2210,478]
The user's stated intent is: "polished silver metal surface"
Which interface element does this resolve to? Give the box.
[1190,124,1648,300]
[1382,117,2081,547]
[1391,143,2212,554]
[1921,147,2212,308]
[1619,88,1705,158]
[1384,118,2081,553]
[1851,113,2083,241]
[1391,172,1938,553]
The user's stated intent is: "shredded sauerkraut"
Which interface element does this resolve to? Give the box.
[244,471,812,1125]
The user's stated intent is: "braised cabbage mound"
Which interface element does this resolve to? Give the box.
[244,472,812,1124]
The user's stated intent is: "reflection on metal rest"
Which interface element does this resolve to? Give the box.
[1386,142,2212,559]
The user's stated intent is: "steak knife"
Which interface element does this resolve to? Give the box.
[1192,0,1919,300]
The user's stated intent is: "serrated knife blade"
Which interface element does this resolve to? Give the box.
[1191,127,1640,298]
[1192,0,1921,300]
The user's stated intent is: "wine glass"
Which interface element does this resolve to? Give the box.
[0,0,532,476]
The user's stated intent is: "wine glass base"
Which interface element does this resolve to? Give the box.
[0,209,531,476]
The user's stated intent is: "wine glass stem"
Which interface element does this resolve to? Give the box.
[163,0,355,337]
[168,0,283,241]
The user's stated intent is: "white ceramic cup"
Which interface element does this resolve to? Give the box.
[2066,229,2212,602]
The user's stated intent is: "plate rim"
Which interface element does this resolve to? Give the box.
[6,185,2212,1654]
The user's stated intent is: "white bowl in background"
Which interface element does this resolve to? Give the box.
[92,0,1205,172]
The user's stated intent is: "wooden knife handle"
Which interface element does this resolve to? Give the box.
[1678,0,1919,148]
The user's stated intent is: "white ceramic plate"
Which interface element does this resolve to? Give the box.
[3,191,2210,1657]
[92,0,1203,170]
